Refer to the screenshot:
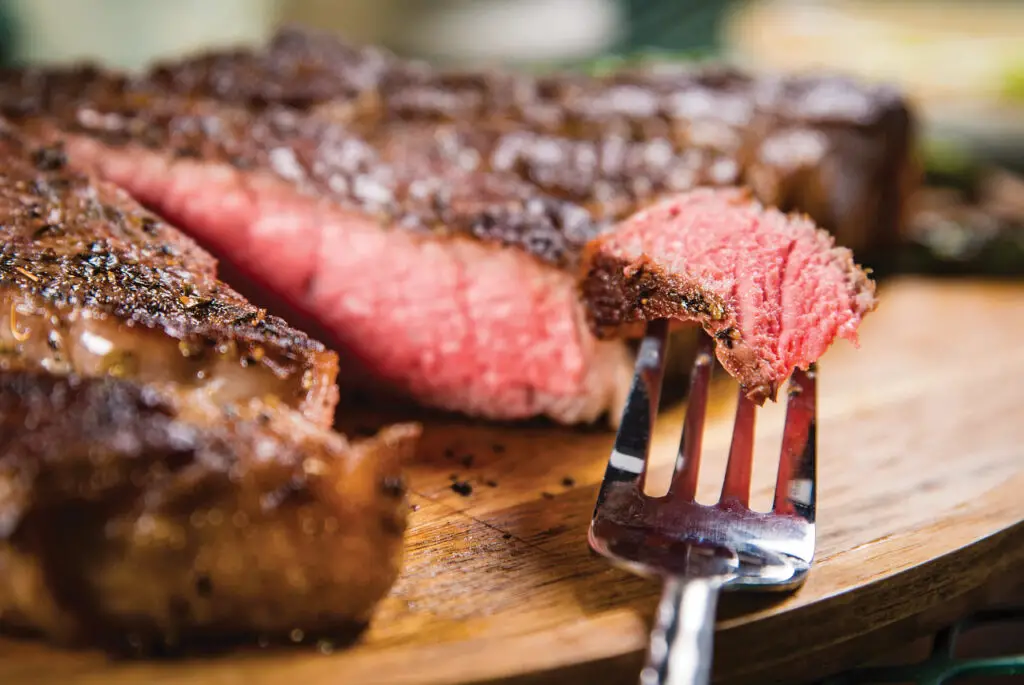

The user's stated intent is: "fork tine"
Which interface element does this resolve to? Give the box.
[595,319,670,508]
[719,391,757,506]
[772,365,817,519]
[668,334,715,500]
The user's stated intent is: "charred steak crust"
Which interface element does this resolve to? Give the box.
[0,87,609,270]
[581,188,877,402]
[0,371,418,649]
[0,118,339,423]
[0,117,422,650]
[0,27,916,263]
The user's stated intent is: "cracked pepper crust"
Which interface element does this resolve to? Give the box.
[0,117,339,424]
[0,117,422,652]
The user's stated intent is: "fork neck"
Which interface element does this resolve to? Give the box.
[640,576,722,685]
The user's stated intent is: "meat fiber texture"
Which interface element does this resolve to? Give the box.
[0,27,914,425]
[582,188,877,402]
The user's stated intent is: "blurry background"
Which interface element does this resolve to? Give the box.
[0,0,1021,145]
[0,0,1022,167]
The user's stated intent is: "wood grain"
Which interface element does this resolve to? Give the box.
[1,277,1022,685]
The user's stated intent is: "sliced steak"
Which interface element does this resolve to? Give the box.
[0,118,339,425]
[139,27,916,256]
[581,188,877,402]
[0,28,914,423]
[0,370,419,650]
[2,89,635,424]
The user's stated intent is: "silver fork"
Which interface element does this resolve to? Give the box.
[589,319,817,685]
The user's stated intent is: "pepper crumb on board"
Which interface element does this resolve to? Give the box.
[460,454,474,468]
[561,476,576,488]
[451,481,473,496]
[484,479,499,488]
[541,492,555,500]
[501,533,513,540]
[194,575,213,597]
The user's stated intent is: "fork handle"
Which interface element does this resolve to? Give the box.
[640,576,722,685]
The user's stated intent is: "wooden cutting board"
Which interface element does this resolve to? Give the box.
[2,276,1023,685]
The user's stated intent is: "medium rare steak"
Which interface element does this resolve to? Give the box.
[140,26,916,256]
[0,371,419,650]
[0,117,420,650]
[0,28,915,423]
[0,118,339,425]
[581,188,877,402]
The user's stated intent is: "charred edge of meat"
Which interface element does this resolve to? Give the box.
[0,371,420,653]
[580,248,783,402]
[0,119,337,407]
[580,250,731,338]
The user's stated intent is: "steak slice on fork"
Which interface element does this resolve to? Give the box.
[581,187,876,402]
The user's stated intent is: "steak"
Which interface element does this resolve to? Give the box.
[581,188,877,402]
[0,118,420,649]
[0,370,418,650]
[0,118,339,426]
[0,28,916,423]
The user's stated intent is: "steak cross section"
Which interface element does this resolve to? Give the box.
[581,188,877,402]
[0,116,422,651]
[0,370,419,651]
[0,27,914,424]
[0,118,339,425]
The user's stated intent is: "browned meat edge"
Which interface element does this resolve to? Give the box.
[0,370,420,652]
[0,117,339,425]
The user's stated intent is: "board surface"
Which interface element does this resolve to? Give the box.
[2,277,1023,685]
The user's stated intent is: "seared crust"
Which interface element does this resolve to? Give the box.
[0,27,916,265]
[0,118,339,424]
[0,371,419,651]
[0,102,420,651]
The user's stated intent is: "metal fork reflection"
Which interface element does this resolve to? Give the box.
[589,320,817,685]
